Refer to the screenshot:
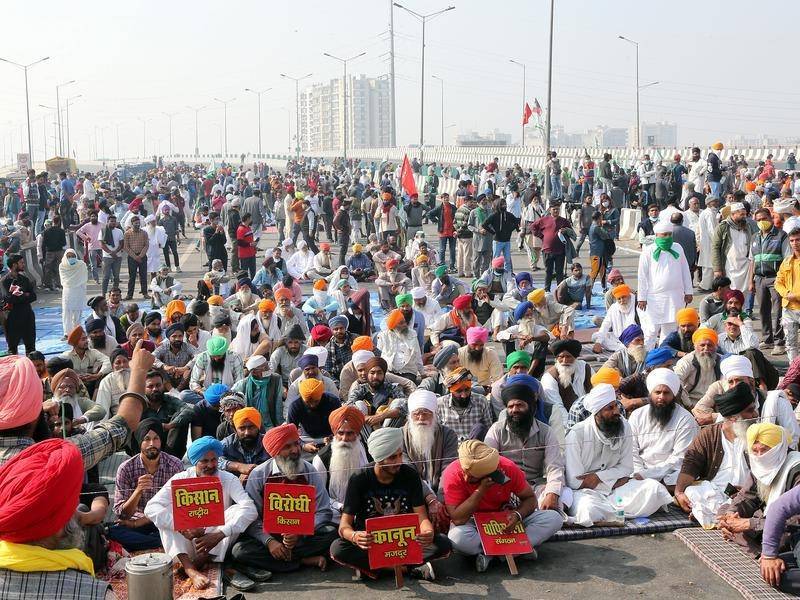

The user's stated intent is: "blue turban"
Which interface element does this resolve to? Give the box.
[514,301,534,322]
[204,383,229,406]
[187,436,224,465]
[165,322,185,338]
[645,347,675,367]
[618,324,644,347]
[506,374,540,394]
[297,354,319,369]
[514,272,532,285]
[328,315,348,329]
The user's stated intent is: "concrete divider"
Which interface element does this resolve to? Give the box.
[619,208,640,240]
[21,245,42,286]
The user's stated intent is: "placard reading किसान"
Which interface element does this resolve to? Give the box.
[262,483,316,535]
[171,476,226,530]
[473,511,533,556]
[365,513,423,570]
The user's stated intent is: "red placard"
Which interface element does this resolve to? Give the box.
[473,512,532,556]
[262,483,316,535]
[171,476,225,530]
[365,513,423,570]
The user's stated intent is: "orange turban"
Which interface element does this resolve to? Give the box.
[611,284,632,299]
[591,367,622,389]
[299,378,325,402]
[351,335,374,352]
[415,255,429,266]
[258,299,275,313]
[313,279,328,291]
[328,405,366,434]
[232,407,262,429]
[676,307,700,326]
[386,309,405,330]
[692,327,718,346]
[745,181,756,193]
[262,423,300,457]
[165,299,186,321]
[208,295,224,306]
[66,325,84,346]
[274,287,293,300]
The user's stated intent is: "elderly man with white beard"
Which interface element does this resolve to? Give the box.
[485,374,567,513]
[313,406,369,524]
[718,423,800,557]
[675,382,760,527]
[541,339,594,425]
[673,327,723,410]
[592,284,655,353]
[602,324,648,379]
[565,384,672,527]
[629,368,700,492]
[402,390,459,531]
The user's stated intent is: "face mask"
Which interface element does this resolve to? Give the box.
[67,257,77,265]
[653,236,673,251]
[649,216,658,222]
[602,202,609,207]
[757,220,772,232]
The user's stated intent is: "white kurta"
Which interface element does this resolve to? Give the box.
[697,208,719,269]
[762,390,800,451]
[541,359,591,425]
[629,404,700,486]
[685,435,748,527]
[592,303,656,352]
[725,225,750,292]
[145,225,168,273]
[683,209,700,234]
[565,417,672,527]
[286,250,315,280]
[637,243,693,326]
[144,468,257,561]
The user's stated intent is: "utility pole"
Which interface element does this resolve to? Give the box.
[323,52,366,161]
[509,59,526,146]
[0,55,50,165]
[244,87,272,156]
[280,73,312,159]
[65,94,82,159]
[213,97,235,157]
[431,75,444,145]
[544,0,554,198]
[163,112,178,156]
[618,35,640,147]
[389,0,397,147]
[186,105,207,157]
[54,79,75,157]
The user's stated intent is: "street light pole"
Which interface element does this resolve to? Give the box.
[280,73,312,159]
[213,97,236,157]
[618,35,641,148]
[544,0,554,198]
[0,55,50,165]
[137,117,152,159]
[186,105,207,157]
[244,87,272,156]
[54,79,75,157]
[163,112,178,156]
[431,75,444,146]
[65,94,82,159]
[389,0,397,147]
[323,52,366,161]
[509,59,526,146]
[393,3,455,165]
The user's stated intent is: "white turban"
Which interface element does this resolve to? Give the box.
[352,350,374,367]
[729,202,745,213]
[304,346,328,368]
[411,286,427,300]
[653,220,673,234]
[281,238,294,249]
[407,390,438,414]
[720,354,753,380]
[645,368,680,396]
[144,214,156,224]
[246,354,267,371]
[225,193,234,201]
[583,383,616,414]
[297,240,308,249]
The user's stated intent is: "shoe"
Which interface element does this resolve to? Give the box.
[772,345,785,356]
[176,267,182,273]
[223,569,256,591]
[519,547,538,561]
[476,553,492,573]
[760,341,773,349]
[235,565,272,582]
[410,561,436,581]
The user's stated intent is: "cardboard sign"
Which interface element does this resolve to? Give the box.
[171,476,225,530]
[262,483,316,535]
[473,512,532,556]
[366,513,422,570]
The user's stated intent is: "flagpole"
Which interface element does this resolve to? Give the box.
[544,0,555,199]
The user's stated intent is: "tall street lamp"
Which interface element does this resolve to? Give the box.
[393,3,455,164]
[54,79,75,157]
[280,73,312,159]
[244,87,272,156]
[65,94,82,159]
[323,52,366,160]
[0,55,50,165]
[431,75,445,146]
[163,112,178,156]
[618,35,642,148]
[544,0,555,198]
[509,59,526,146]
[137,117,153,159]
[186,105,207,157]
[213,97,236,157]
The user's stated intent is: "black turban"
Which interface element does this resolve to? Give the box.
[716,381,755,417]
[550,339,582,358]
[135,418,165,446]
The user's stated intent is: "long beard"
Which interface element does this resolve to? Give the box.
[451,393,471,408]
[732,420,750,442]
[509,410,534,440]
[756,480,773,503]
[329,440,364,500]
[56,516,85,551]
[467,347,484,362]
[91,336,106,349]
[628,345,646,364]
[275,454,302,478]
[240,435,258,451]
[407,421,436,461]
[650,401,676,429]
[597,415,624,439]
[555,362,577,388]
[696,352,716,372]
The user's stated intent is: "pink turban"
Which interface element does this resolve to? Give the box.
[0,356,43,430]
[491,256,506,269]
[466,326,489,345]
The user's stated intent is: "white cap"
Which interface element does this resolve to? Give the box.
[144,214,156,224]
[352,350,374,367]
[407,390,438,414]
[720,354,753,380]
[411,286,427,300]
[729,202,745,213]
[653,220,674,234]
[246,355,267,370]
[282,238,293,249]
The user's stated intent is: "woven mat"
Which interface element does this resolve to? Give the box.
[673,527,795,600]
[547,506,696,543]
[105,553,222,600]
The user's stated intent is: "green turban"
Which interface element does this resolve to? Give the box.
[395,293,413,308]
[506,350,532,369]
[435,265,447,278]
[206,335,229,357]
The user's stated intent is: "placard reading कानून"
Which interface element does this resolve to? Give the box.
[171,476,226,530]
[365,513,423,570]
[262,483,316,535]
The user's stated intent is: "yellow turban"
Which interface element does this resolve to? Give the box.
[692,327,718,346]
[352,243,363,253]
[747,422,786,450]
[208,295,224,306]
[258,299,275,313]
[676,307,700,326]
[299,378,325,402]
[528,289,546,304]
[590,367,622,389]
[457,440,500,478]
[165,299,186,321]
[232,407,262,429]
[712,141,724,151]
[415,255,430,266]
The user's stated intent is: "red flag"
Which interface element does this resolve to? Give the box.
[522,102,533,125]
[532,99,542,116]
[400,154,418,197]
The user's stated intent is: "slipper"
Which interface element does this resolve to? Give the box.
[223,569,256,591]
[236,564,273,582]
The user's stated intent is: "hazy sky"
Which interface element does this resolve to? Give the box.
[1,0,798,164]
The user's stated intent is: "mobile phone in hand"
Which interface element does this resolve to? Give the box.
[488,469,510,485]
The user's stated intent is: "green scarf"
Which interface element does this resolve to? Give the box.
[245,375,281,428]
[475,204,488,224]
[652,236,679,261]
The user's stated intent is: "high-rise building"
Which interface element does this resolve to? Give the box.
[632,121,678,147]
[299,75,390,153]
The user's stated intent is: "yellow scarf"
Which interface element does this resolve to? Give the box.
[0,541,94,576]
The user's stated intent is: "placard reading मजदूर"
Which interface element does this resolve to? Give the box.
[263,482,316,535]
[365,513,423,569]
[171,476,226,530]
[473,511,533,556]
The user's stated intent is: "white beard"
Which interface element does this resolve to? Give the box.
[696,352,717,372]
[628,345,647,363]
[328,440,365,502]
[407,420,436,461]
[555,362,577,388]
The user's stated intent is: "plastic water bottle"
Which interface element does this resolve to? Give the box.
[614,497,625,524]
